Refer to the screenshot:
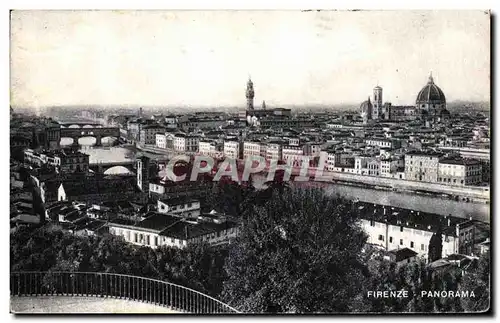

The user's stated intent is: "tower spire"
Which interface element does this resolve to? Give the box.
[246,76,255,111]
[428,71,434,84]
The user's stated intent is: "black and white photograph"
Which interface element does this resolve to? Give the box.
[8,9,491,314]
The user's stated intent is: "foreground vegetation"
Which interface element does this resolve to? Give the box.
[10,184,490,313]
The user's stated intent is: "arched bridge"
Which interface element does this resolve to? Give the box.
[59,122,103,128]
[10,271,239,314]
[89,160,136,174]
[60,127,120,146]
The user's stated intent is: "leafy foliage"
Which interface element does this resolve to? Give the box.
[10,224,226,297]
[428,224,443,263]
[459,252,490,313]
[221,188,368,313]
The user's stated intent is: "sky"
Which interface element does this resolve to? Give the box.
[10,10,490,109]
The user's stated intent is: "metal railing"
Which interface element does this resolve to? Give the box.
[10,271,240,314]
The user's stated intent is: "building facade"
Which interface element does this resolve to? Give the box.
[404,151,443,182]
[358,203,475,260]
[438,157,482,186]
[223,141,242,160]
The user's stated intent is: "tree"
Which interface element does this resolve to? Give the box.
[221,188,368,313]
[459,251,490,313]
[428,224,443,262]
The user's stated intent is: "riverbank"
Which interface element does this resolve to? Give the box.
[326,178,488,204]
[307,170,490,204]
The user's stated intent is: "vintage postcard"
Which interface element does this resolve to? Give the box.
[9,10,491,314]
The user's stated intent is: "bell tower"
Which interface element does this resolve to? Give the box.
[137,155,150,192]
[246,77,254,112]
[373,85,383,119]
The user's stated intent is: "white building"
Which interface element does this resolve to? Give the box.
[198,141,224,159]
[243,141,265,159]
[108,213,240,249]
[380,158,405,178]
[266,143,282,162]
[199,141,214,156]
[354,155,369,175]
[438,157,482,186]
[325,151,337,172]
[404,151,443,182]
[156,133,167,149]
[357,203,475,261]
[223,141,241,160]
[157,198,201,217]
[174,134,199,152]
[282,145,307,167]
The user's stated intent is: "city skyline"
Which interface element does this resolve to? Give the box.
[11,10,490,109]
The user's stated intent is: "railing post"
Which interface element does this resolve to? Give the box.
[133,277,137,300]
[34,273,38,296]
[141,278,144,302]
[23,272,27,296]
[163,283,166,306]
[153,281,156,304]
[128,277,131,300]
[174,285,177,309]
[16,273,20,296]
[72,274,75,296]
[62,273,65,295]
[169,284,173,308]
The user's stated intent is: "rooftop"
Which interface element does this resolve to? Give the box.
[387,248,418,262]
[60,177,137,197]
[356,201,473,236]
[439,157,480,166]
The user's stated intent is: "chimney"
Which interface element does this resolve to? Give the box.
[383,207,386,216]
[184,226,189,240]
[448,218,451,227]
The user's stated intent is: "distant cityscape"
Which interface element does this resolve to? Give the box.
[10,72,490,314]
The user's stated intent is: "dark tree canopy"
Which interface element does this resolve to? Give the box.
[10,225,227,297]
[221,188,368,313]
[428,225,443,263]
[459,251,490,313]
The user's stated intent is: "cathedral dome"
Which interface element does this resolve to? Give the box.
[416,74,446,105]
[360,97,373,114]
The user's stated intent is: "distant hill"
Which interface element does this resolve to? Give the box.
[447,100,490,112]
[14,100,489,118]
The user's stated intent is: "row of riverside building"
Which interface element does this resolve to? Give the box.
[147,131,484,187]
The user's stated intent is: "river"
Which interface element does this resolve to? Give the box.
[249,175,489,223]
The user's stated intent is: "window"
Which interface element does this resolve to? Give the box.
[378,235,384,241]
[400,239,403,245]
[389,237,393,243]
[400,226,404,232]
[410,241,414,248]
[421,244,425,251]
[370,220,375,227]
